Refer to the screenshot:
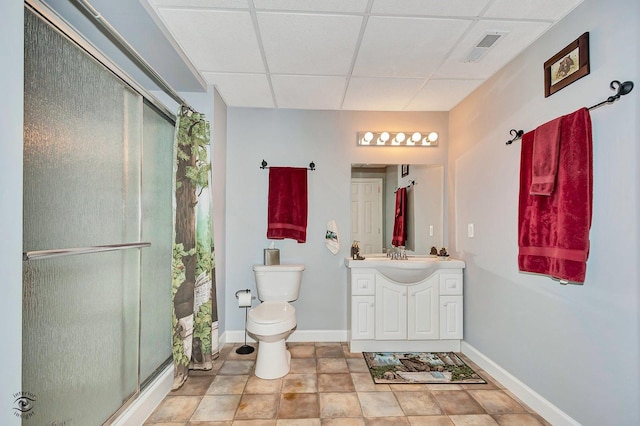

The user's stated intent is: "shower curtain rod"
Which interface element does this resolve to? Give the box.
[75,0,194,111]
[505,79,634,145]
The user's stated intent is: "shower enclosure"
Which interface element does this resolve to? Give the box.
[22,4,174,423]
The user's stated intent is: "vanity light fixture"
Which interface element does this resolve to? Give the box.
[357,131,439,147]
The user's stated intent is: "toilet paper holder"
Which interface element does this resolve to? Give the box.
[235,289,255,355]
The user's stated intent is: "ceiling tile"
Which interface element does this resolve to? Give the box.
[433,20,550,79]
[342,77,423,110]
[483,0,582,20]
[272,75,346,110]
[371,0,490,17]
[157,9,264,72]
[150,0,248,8]
[202,72,274,107]
[257,13,363,75]
[406,79,484,111]
[353,16,472,78]
[254,0,369,13]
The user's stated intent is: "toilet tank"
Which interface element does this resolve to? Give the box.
[253,264,304,302]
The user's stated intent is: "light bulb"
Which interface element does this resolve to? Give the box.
[411,132,422,142]
[361,131,373,145]
[393,132,406,145]
[428,132,438,142]
[377,131,390,145]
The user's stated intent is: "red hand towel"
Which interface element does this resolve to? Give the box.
[392,187,407,246]
[530,116,562,195]
[518,107,592,283]
[267,167,308,243]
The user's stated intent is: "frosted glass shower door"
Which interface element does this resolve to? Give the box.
[23,9,142,424]
[140,102,174,384]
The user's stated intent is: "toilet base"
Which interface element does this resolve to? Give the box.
[254,339,291,379]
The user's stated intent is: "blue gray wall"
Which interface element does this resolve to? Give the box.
[225,109,450,334]
[449,0,639,424]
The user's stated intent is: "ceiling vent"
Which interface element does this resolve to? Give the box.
[464,32,508,63]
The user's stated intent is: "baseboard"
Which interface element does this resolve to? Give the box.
[111,364,172,426]
[461,341,580,426]
[224,329,348,343]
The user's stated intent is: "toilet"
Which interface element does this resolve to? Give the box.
[246,263,304,379]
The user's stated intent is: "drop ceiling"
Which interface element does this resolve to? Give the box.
[142,0,583,111]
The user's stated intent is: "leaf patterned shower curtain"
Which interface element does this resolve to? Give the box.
[171,106,219,390]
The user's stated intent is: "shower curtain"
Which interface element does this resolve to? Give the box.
[171,106,219,390]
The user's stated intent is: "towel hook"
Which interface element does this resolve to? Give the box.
[506,129,524,145]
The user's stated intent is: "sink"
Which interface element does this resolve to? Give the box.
[375,259,438,283]
[345,256,465,284]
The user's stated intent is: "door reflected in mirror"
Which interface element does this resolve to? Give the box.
[351,164,444,255]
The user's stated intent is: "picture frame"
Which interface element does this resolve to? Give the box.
[401,164,409,177]
[544,32,589,97]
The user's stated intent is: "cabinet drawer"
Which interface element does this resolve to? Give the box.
[439,273,463,295]
[351,273,375,295]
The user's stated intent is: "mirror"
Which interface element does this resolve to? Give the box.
[351,164,444,255]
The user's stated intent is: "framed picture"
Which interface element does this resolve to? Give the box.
[544,32,589,97]
[401,164,409,177]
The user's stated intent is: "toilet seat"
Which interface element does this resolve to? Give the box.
[247,301,296,335]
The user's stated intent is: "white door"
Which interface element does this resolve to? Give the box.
[351,296,375,340]
[440,295,463,339]
[375,277,407,340]
[351,178,383,254]
[408,276,439,340]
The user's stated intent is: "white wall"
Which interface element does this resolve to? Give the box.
[449,0,639,424]
[226,109,448,332]
[0,1,23,423]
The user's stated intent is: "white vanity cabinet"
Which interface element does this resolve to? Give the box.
[376,274,439,340]
[345,258,464,353]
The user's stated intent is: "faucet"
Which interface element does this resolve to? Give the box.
[388,246,407,260]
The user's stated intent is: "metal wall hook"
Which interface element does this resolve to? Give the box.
[588,80,634,110]
[506,129,524,145]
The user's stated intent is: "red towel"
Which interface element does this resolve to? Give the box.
[530,116,562,195]
[518,107,592,283]
[392,187,407,246]
[267,167,308,243]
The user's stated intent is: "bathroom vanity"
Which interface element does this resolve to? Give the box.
[345,256,465,353]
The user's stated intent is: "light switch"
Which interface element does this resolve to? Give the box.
[429,225,434,236]
[468,223,475,238]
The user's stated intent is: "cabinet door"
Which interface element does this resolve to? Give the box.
[408,275,439,340]
[440,295,463,339]
[375,278,407,340]
[351,296,375,340]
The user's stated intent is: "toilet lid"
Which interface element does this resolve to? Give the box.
[249,301,295,324]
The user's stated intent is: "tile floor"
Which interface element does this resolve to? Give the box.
[145,342,550,426]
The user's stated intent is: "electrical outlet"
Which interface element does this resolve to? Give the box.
[468,223,475,238]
